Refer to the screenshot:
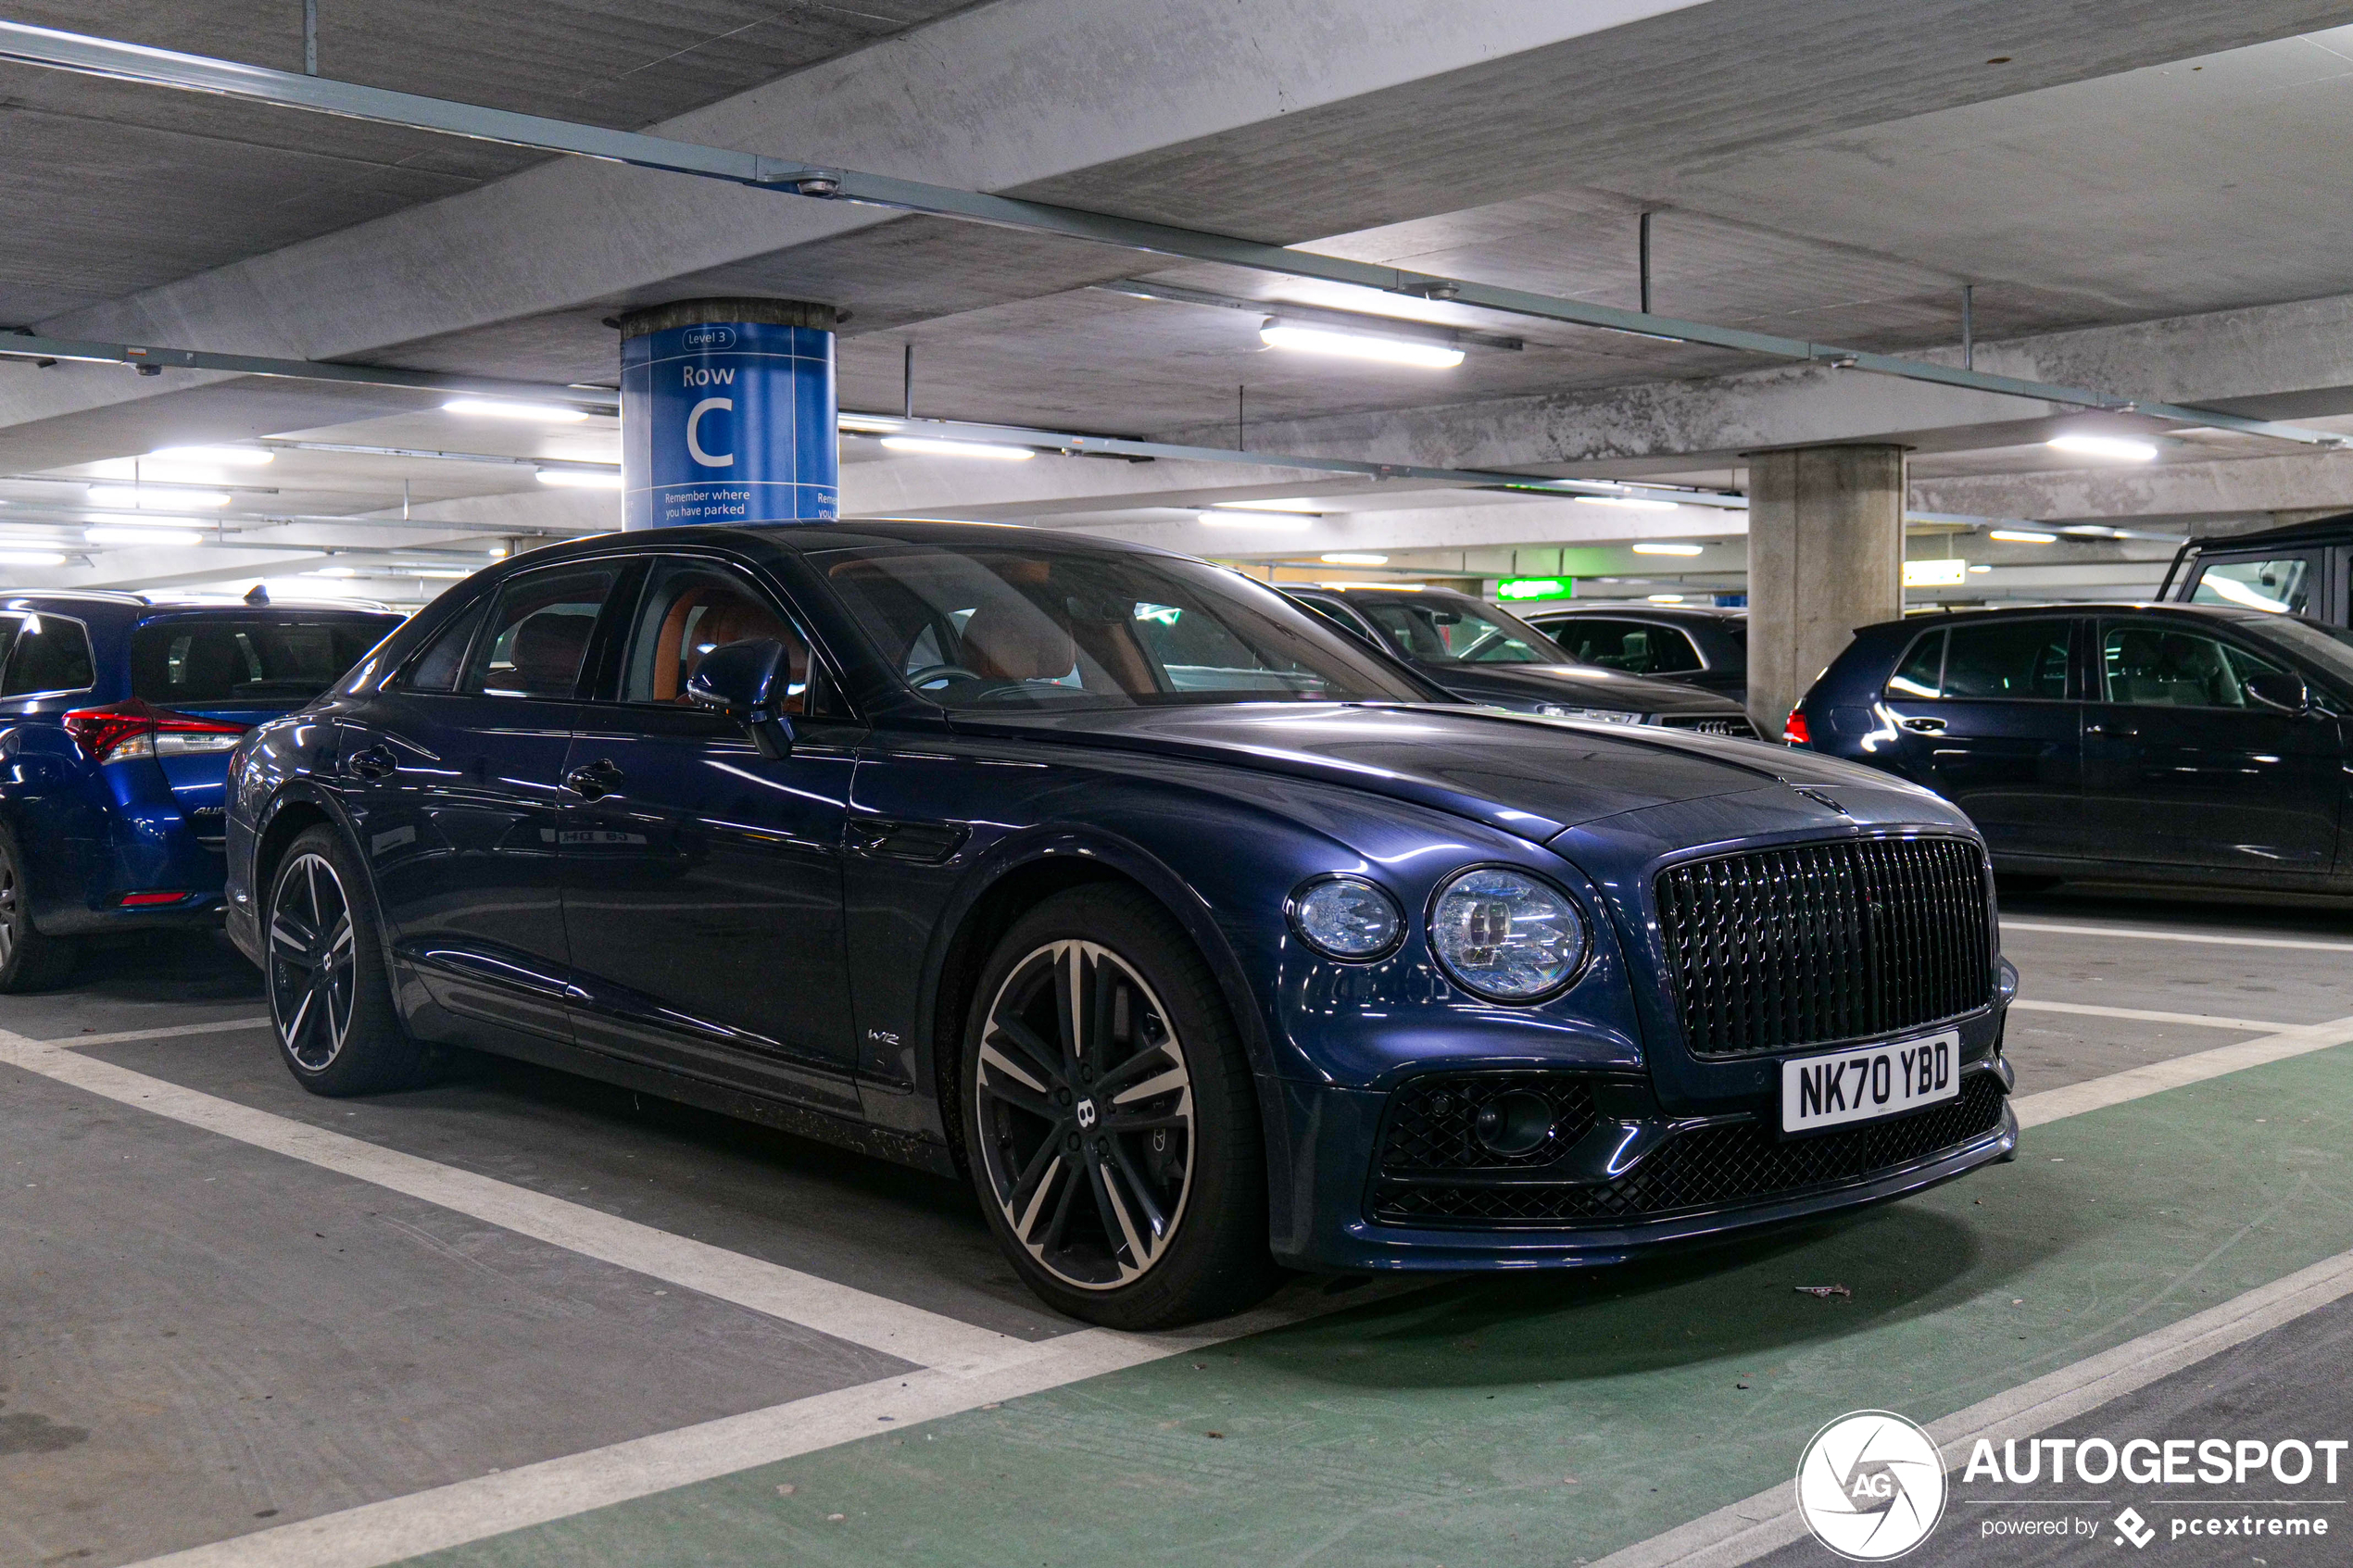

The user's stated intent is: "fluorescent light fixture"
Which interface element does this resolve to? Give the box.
[442,397,590,422]
[1630,541,1705,556]
[535,468,623,489]
[308,567,359,578]
[879,435,1035,461]
[1213,497,1323,514]
[1904,558,1969,588]
[487,546,510,558]
[1319,552,1389,566]
[1200,512,1311,531]
[86,525,202,546]
[1576,495,1679,512]
[147,445,272,466]
[399,567,474,579]
[1646,594,1687,604]
[837,414,904,433]
[1259,320,1464,370]
[89,485,229,508]
[1988,528,2058,544]
[1969,563,1991,573]
[0,550,65,565]
[2047,433,2158,462]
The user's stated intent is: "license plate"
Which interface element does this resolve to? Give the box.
[1780,1030,1959,1135]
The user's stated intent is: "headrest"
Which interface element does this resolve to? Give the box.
[960,601,1075,683]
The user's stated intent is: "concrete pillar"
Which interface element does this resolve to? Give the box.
[1745,445,1906,735]
[619,297,837,529]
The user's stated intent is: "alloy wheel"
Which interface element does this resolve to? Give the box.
[974,939,1195,1291]
[269,852,357,1071]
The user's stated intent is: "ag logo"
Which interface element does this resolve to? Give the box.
[1075,1098,1098,1130]
[1795,1411,1946,1561]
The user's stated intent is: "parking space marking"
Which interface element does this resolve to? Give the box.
[0,1026,1021,1370]
[2006,920,2353,954]
[2010,1014,2353,1129]
[2008,997,2287,1032]
[113,1281,1384,1568]
[1589,1242,2353,1568]
[53,1015,272,1047]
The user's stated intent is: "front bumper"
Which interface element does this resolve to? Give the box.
[1264,1056,2015,1272]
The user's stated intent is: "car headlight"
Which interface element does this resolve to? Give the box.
[1289,875,1403,960]
[1428,867,1587,1000]
[1535,704,1643,723]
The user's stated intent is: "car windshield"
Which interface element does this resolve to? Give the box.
[131,615,397,708]
[821,543,1428,710]
[1355,596,1567,664]
[2239,615,2353,694]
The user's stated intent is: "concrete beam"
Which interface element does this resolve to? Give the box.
[1910,449,2353,524]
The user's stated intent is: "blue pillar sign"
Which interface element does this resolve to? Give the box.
[620,302,837,529]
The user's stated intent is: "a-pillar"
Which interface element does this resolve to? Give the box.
[619,297,837,529]
[1745,445,1905,735]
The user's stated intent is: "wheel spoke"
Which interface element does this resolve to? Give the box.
[1013,1151,1064,1240]
[988,1016,1067,1090]
[1106,1143,1170,1252]
[1088,1158,1147,1276]
[1107,1060,1187,1106]
[980,1073,1061,1124]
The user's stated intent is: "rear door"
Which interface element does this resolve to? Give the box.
[2081,616,2342,875]
[1877,617,2084,859]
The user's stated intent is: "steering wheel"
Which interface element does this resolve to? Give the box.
[905,662,982,690]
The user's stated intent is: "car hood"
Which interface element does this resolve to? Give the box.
[1411,661,1740,714]
[954,702,1928,843]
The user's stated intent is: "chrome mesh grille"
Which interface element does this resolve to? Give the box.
[1655,836,1993,1059]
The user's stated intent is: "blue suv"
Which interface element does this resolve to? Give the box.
[0,592,400,990]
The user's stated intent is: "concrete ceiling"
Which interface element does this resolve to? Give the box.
[4,0,2353,607]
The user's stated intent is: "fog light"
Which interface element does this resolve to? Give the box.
[1472,1090,1555,1157]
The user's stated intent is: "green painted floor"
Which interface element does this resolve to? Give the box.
[407,1050,2353,1568]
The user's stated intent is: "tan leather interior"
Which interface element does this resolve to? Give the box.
[649,585,804,705]
[958,601,1076,682]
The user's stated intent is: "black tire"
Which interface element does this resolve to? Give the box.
[0,828,77,993]
[265,825,425,1096]
[962,884,1279,1329]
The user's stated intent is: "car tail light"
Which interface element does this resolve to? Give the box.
[1780,709,1812,746]
[62,699,248,763]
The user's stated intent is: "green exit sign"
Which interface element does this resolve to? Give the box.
[1497,576,1575,602]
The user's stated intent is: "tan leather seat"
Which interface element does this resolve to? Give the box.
[958,601,1075,683]
[650,587,805,706]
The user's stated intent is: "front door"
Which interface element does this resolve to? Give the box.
[557,556,862,1110]
[335,560,625,1043]
[2080,617,2343,875]
[1879,617,2083,859]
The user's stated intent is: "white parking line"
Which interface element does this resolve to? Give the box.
[1588,1244,2353,1568]
[2010,1014,2353,1129]
[51,1016,272,1047]
[0,1027,1021,1371]
[2007,919,2353,954]
[2008,997,2287,1032]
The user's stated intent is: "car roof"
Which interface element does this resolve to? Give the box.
[2183,510,2353,553]
[1855,601,2313,638]
[1525,602,1744,621]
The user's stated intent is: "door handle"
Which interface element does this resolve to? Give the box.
[346,743,397,780]
[2084,722,2137,739]
[563,759,623,800]
[1898,716,1945,734]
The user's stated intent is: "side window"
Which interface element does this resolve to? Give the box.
[0,614,95,696]
[463,566,620,699]
[1886,630,1945,698]
[2190,556,2314,616]
[403,595,491,693]
[1553,617,1639,668]
[2102,623,2286,709]
[619,559,824,715]
[1941,621,2071,700]
[1293,596,1375,642]
[1558,618,1702,675]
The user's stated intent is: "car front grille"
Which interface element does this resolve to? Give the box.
[1377,1073,1600,1173]
[1370,1071,2008,1226]
[1655,835,1993,1060]
[1655,713,1760,740]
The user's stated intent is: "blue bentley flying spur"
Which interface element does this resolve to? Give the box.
[224,522,2018,1328]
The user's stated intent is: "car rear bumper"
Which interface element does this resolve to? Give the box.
[1264,1057,2016,1272]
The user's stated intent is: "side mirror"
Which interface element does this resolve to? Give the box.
[2242,670,2311,714]
[686,638,796,758]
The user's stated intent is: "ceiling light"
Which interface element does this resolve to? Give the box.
[2047,433,2158,462]
[837,414,904,433]
[89,485,229,508]
[147,445,273,466]
[1630,542,1705,556]
[1646,594,1687,604]
[442,397,590,422]
[535,468,623,489]
[1988,528,2057,544]
[0,550,65,565]
[1200,512,1311,530]
[1259,320,1465,370]
[399,567,474,579]
[1968,564,1991,573]
[1320,552,1389,566]
[87,525,203,546]
[879,435,1035,461]
[1213,497,1324,514]
[308,567,359,577]
[1576,495,1680,512]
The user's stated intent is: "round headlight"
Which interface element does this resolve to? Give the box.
[1428,867,1587,1001]
[1290,875,1403,960]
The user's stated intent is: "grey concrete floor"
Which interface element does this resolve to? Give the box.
[3,888,2349,1567]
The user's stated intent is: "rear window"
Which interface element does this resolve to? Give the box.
[132,616,395,708]
[0,613,95,696]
